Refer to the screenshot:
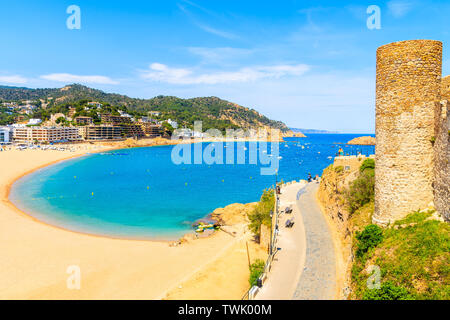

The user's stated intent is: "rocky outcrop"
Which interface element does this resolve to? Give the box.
[283,131,306,138]
[318,155,375,236]
[347,136,375,145]
[292,132,306,138]
[318,165,357,238]
[210,203,257,225]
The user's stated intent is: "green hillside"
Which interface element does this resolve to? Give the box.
[0,84,291,132]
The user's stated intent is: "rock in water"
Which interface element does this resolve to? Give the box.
[347,136,375,145]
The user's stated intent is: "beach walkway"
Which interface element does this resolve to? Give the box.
[256,181,336,300]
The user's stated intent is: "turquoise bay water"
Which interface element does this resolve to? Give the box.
[10,134,374,240]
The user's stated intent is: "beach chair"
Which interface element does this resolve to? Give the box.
[285,218,295,228]
[285,219,290,228]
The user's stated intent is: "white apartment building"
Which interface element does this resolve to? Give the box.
[13,126,81,144]
[87,102,103,108]
[28,118,42,125]
[167,119,178,129]
[149,111,160,117]
[174,128,204,139]
[0,126,12,144]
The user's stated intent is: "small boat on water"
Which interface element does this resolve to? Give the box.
[194,222,220,233]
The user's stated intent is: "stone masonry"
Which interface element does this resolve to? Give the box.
[442,75,450,99]
[374,40,449,225]
[434,75,449,220]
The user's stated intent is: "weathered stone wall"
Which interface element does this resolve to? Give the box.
[318,164,356,236]
[434,100,449,221]
[319,155,375,233]
[374,40,443,225]
[334,155,375,173]
[442,76,450,100]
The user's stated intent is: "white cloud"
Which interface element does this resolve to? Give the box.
[40,73,118,85]
[195,24,238,40]
[188,47,255,63]
[0,75,28,84]
[177,2,238,40]
[387,0,414,18]
[141,63,310,85]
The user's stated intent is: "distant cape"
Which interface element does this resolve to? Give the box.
[290,128,339,134]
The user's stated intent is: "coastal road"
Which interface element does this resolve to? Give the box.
[256,181,336,300]
[292,182,336,300]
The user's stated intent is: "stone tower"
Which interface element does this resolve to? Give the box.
[373,40,443,225]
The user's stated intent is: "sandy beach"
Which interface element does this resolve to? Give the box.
[0,139,266,299]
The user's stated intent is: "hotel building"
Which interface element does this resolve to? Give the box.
[75,116,94,125]
[140,123,162,137]
[121,124,145,138]
[13,126,81,143]
[0,126,12,144]
[84,125,124,140]
[79,124,145,141]
[100,114,132,125]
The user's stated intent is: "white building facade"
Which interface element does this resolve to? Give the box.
[167,119,178,129]
[0,126,12,144]
[28,118,42,125]
[13,126,81,143]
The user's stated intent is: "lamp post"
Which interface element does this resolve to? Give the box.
[275,170,278,186]
[272,169,279,256]
[269,210,273,255]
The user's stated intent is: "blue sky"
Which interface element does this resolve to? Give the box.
[0,0,449,133]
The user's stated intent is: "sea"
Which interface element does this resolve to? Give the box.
[9,134,375,240]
